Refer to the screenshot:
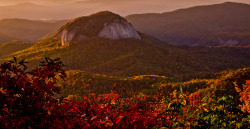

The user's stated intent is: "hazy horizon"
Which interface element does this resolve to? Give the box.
[0,0,249,20]
[0,0,250,6]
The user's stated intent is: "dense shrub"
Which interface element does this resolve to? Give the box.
[0,58,249,128]
[0,57,65,128]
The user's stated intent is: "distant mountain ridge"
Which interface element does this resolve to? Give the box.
[126,2,250,46]
[3,1,250,20]
[0,18,68,43]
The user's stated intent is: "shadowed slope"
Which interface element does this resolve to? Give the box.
[126,2,250,46]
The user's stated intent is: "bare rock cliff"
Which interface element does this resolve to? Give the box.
[98,19,141,40]
[61,26,86,46]
[61,27,78,46]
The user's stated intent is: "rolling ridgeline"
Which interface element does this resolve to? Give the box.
[127,2,250,46]
[0,18,68,43]
[0,11,249,99]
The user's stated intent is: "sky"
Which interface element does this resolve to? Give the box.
[0,0,249,19]
[0,0,249,6]
[0,0,72,5]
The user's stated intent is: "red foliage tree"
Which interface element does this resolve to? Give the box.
[0,57,65,128]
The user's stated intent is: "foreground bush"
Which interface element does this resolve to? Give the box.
[0,57,65,128]
[0,58,249,128]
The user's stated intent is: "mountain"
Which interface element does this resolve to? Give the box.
[2,1,250,20]
[72,0,250,16]
[126,2,250,46]
[0,32,14,43]
[0,18,68,43]
[1,11,250,78]
[55,11,141,45]
[0,3,47,19]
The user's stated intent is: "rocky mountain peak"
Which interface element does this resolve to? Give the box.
[55,11,141,45]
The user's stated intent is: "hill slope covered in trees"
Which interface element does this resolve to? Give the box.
[1,36,249,77]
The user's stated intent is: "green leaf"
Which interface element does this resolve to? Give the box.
[180,85,183,93]
[211,100,217,103]
[232,115,238,119]
[243,117,250,121]
[222,122,227,127]
[237,122,243,128]
[204,115,210,120]
[202,103,208,107]
[212,116,220,124]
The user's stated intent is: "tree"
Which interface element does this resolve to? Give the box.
[0,57,65,128]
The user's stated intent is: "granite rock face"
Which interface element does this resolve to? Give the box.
[61,26,87,46]
[61,27,79,46]
[98,19,141,40]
